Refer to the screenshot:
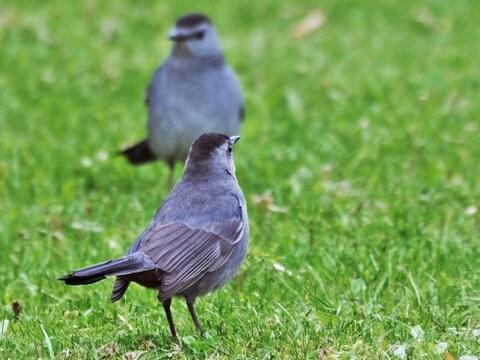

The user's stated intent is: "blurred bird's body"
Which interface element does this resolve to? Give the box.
[121,14,244,177]
[61,133,248,338]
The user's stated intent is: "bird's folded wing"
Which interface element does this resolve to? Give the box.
[138,220,245,299]
[145,65,164,106]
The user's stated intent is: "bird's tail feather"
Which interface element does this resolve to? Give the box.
[111,278,130,302]
[119,139,156,165]
[59,253,155,286]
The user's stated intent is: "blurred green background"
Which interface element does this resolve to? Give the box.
[1,0,479,358]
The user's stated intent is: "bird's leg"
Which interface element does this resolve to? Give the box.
[186,298,204,336]
[160,296,177,339]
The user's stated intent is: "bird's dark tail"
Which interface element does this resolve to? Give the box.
[120,139,157,165]
[59,253,155,286]
[111,278,130,302]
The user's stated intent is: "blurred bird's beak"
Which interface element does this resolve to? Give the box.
[229,136,240,146]
[168,28,189,42]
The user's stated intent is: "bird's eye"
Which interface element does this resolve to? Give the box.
[195,31,204,40]
[227,145,233,153]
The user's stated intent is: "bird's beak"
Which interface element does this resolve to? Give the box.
[229,136,240,146]
[168,28,189,42]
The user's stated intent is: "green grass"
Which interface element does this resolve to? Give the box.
[1,0,480,358]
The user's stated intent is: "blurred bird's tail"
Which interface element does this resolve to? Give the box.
[120,139,157,165]
[59,253,155,286]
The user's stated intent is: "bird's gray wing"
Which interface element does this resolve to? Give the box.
[144,65,164,106]
[126,223,154,255]
[138,220,245,299]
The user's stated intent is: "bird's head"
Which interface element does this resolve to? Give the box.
[169,13,223,58]
[184,133,240,178]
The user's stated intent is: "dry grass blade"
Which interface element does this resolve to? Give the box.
[252,192,288,213]
[292,9,325,39]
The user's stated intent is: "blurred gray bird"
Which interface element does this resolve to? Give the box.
[120,13,244,181]
[61,133,248,338]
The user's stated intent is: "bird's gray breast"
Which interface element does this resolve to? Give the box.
[147,60,242,162]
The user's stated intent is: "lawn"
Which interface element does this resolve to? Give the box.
[1,0,480,358]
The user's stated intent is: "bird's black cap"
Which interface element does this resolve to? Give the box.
[176,13,211,28]
[189,133,229,162]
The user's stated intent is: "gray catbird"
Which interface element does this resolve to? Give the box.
[120,13,244,181]
[60,133,248,338]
